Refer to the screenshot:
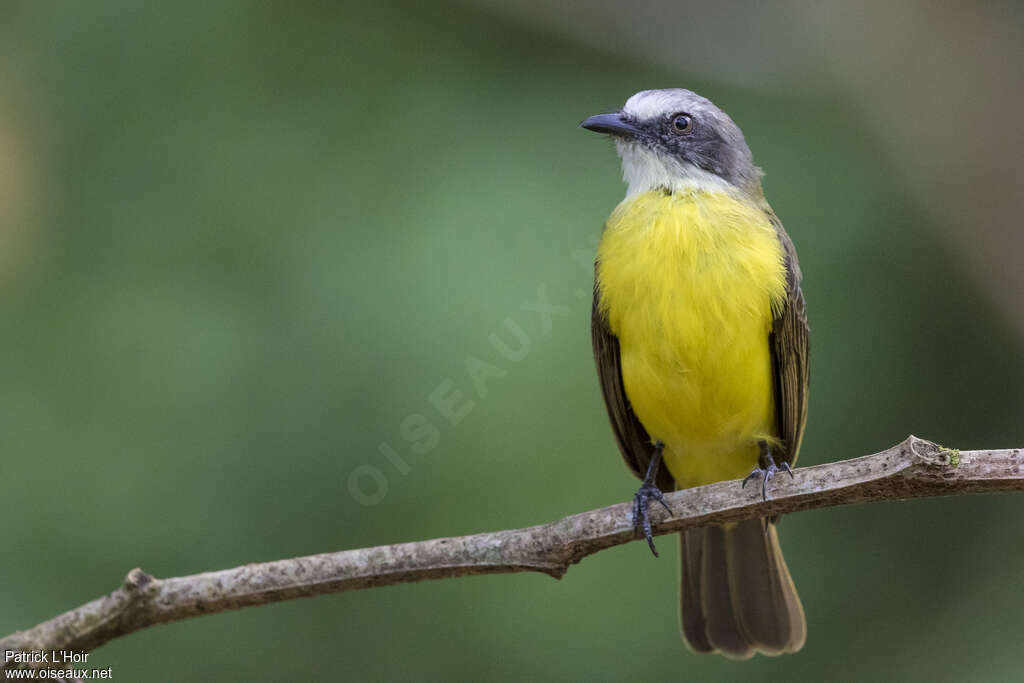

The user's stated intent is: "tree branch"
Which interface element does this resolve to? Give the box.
[4,436,1022,671]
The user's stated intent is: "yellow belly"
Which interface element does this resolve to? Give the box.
[596,190,787,488]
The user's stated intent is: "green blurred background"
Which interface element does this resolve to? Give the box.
[2,1,1024,681]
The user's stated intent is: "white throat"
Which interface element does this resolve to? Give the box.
[616,140,733,197]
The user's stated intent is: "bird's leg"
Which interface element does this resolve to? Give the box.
[742,440,795,502]
[632,442,673,557]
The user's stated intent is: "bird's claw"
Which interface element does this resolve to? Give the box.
[633,483,672,556]
[632,445,672,557]
[741,443,794,502]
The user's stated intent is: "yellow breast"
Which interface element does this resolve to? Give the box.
[596,190,787,488]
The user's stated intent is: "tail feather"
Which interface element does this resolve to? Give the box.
[679,518,805,658]
[679,528,713,653]
[699,525,754,658]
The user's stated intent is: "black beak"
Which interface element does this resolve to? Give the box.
[580,112,643,138]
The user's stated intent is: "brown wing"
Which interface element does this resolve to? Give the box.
[767,215,810,466]
[592,282,675,490]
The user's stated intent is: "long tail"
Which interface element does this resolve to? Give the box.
[679,518,806,659]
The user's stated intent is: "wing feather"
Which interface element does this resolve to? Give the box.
[767,215,810,466]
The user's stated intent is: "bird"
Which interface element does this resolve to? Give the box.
[581,88,809,658]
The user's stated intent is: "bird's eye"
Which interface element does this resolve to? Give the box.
[671,113,693,134]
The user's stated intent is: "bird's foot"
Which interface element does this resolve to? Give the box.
[632,443,672,557]
[741,441,794,502]
[633,482,672,557]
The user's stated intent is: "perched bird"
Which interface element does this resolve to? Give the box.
[582,89,809,658]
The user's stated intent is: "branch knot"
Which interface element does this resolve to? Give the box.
[124,568,155,593]
[903,435,951,468]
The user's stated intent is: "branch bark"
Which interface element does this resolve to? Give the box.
[4,436,1023,671]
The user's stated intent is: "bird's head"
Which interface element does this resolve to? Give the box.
[581,89,761,198]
